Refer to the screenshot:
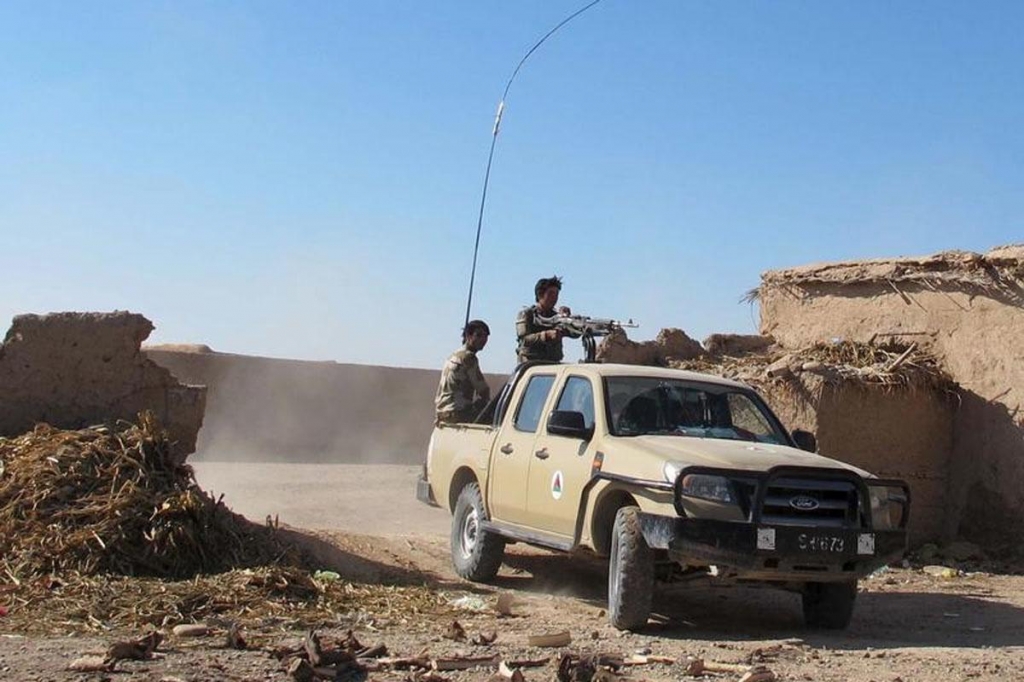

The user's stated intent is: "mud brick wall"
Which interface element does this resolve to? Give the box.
[762,378,955,544]
[0,312,206,460]
[759,246,1024,543]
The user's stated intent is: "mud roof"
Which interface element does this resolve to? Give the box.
[758,244,1024,296]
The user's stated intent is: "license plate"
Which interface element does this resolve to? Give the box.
[795,532,846,554]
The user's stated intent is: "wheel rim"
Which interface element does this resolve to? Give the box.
[608,531,620,604]
[460,507,479,559]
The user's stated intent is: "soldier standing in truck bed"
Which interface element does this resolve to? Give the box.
[516,275,572,364]
[435,320,491,424]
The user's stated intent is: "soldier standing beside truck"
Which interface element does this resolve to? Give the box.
[516,275,573,363]
[435,320,491,424]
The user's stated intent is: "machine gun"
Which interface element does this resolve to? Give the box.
[535,313,639,363]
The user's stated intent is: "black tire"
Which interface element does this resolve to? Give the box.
[802,581,858,629]
[607,506,654,631]
[450,482,505,581]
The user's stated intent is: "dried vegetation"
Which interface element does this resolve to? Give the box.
[0,414,447,635]
[671,340,954,392]
[0,413,291,580]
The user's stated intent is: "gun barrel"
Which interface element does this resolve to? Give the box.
[535,313,638,330]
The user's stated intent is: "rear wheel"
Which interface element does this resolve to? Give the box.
[450,482,505,581]
[607,506,654,631]
[802,581,857,629]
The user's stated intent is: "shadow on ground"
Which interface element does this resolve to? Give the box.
[498,547,1024,649]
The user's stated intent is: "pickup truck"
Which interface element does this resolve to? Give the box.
[417,361,909,631]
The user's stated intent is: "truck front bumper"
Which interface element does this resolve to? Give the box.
[638,513,906,582]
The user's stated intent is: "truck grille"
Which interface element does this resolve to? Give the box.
[757,477,860,528]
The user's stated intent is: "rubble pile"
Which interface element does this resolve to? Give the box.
[0,412,294,580]
[596,328,705,366]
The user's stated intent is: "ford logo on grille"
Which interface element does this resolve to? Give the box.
[789,494,820,511]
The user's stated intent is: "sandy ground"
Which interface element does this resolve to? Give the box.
[2,462,1023,681]
[191,462,449,536]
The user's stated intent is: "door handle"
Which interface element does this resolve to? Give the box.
[534,448,549,460]
[500,443,513,455]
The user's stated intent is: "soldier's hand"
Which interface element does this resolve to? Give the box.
[544,329,563,341]
[558,306,572,316]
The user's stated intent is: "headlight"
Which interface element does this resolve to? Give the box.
[868,485,908,530]
[679,473,735,504]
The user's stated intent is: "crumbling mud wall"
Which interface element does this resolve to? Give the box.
[761,378,954,544]
[759,245,1024,542]
[144,348,505,464]
[596,328,705,365]
[0,312,206,460]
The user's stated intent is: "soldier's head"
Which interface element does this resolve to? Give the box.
[462,319,490,352]
[534,275,562,311]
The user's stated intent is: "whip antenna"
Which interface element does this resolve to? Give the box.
[463,0,606,327]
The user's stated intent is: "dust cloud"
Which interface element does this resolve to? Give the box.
[144,347,502,465]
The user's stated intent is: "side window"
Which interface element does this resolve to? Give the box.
[555,376,596,430]
[514,375,556,433]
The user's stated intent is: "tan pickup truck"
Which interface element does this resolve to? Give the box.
[417,362,909,631]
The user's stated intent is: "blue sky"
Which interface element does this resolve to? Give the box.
[1,1,1021,372]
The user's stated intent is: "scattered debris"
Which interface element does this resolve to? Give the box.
[68,655,113,672]
[624,654,675,665]
[738,667,777,682]
[433,654,502,671]
[556,653,625,682]
[275,629,391,681]
[444,620,467,642]
[172,623,211,638]
[106,630,163,662]
[684,657,752,676]
[495,660,526,682]
[225,622,247,649]
[527,631,572,648]
[922,565,960,579]
[314,570,342,582]
[451,595,489,612]
[472,631,498,646]
[496,591,516,616]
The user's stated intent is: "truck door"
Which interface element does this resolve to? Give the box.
[525,375,597,538]
[488,372,557,525]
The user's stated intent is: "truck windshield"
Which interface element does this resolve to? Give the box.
[605,376,786,444]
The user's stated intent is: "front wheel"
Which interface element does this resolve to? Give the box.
[450,482,505,581]
[607,506,654,631]
[802,581,857,629]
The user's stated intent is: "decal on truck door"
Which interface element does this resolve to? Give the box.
[551,471,564,500]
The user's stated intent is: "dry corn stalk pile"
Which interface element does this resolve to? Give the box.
[2,566,449,635]
[0,413,295,581]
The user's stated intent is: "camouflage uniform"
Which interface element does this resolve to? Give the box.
[516,305,563,364]
[435,347,491,424]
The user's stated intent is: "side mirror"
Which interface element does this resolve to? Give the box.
[792,429,817,453]
[547,410,593,440]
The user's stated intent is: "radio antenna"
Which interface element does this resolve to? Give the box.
[463,0,606,328]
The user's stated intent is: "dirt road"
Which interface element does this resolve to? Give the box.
[191,461,1024,677]
[192,462,449,536]
[3,461,1023,680]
